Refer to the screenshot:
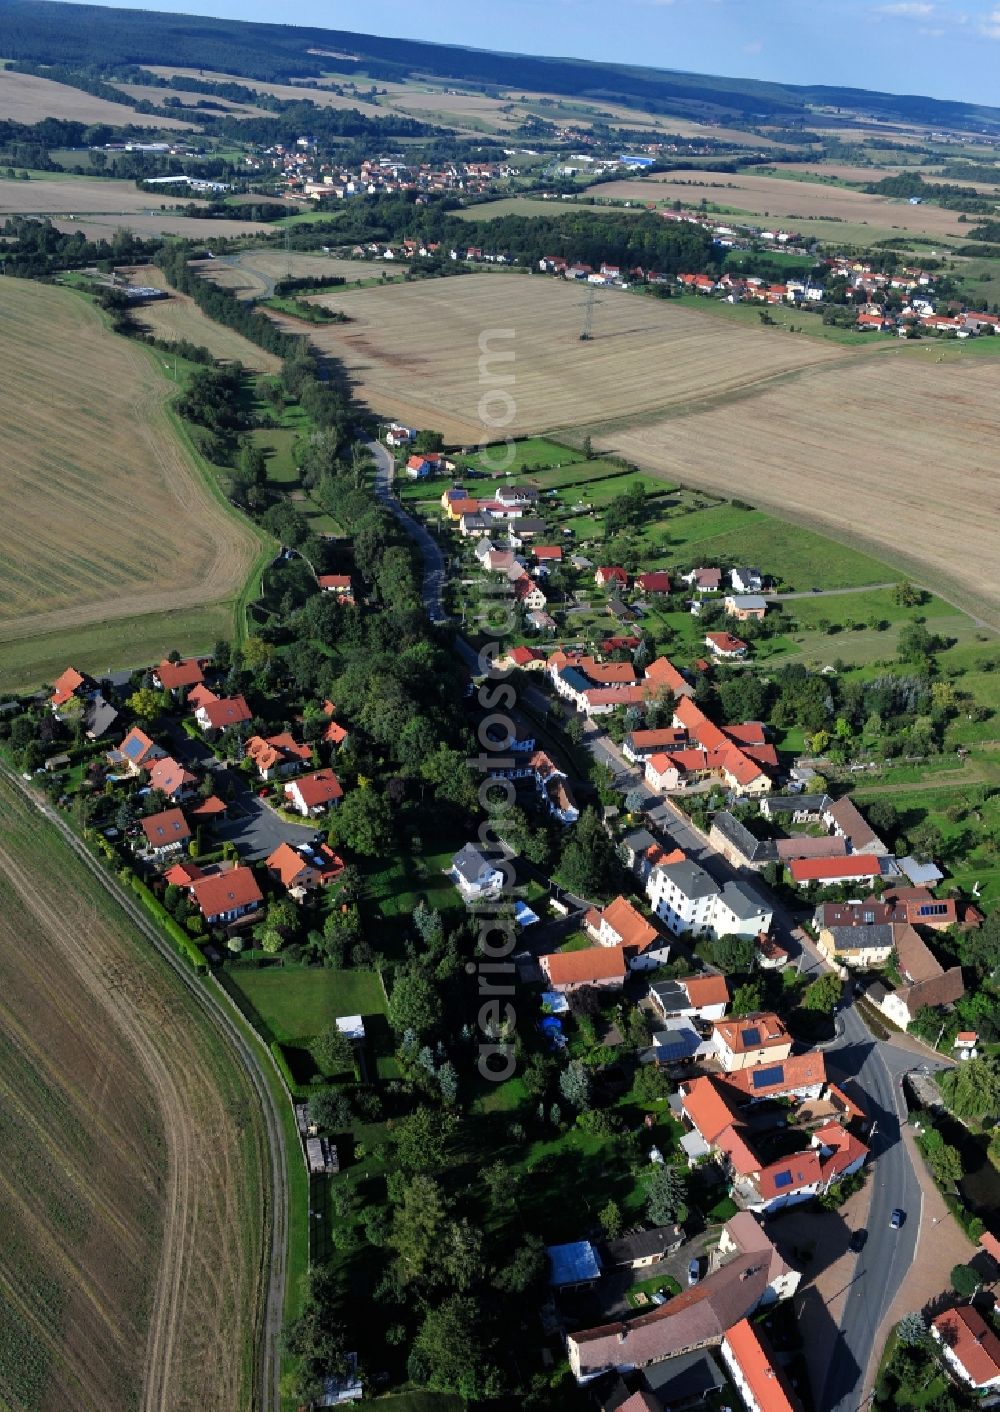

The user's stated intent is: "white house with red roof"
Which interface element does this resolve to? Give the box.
[148,755,198,802]
[189,865,262,925]
[595,565,630,590]
[195,695,252,734]
[585,894,669,969]
[266,841,344,898]
[139,807,191,857]
[705,631,748,659]
[317,574,354,600]
[933,1305,1000,1390]
[636,571,671,596]
[721,1319,802,1412]
[50,666,91,711]
[152,657,206,693]
[245,732,312,780]
[284,769,344,816]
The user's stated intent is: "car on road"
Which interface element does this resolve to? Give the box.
[890,1209,905,1229]
[849,1229,868,1253]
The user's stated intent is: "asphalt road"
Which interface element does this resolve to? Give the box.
[821,1004,949,1412]
[165,724,317,862]
[369,438,449,623]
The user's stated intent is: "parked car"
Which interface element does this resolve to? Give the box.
[849,1229,868,1253]
[890,1209,905,1230]
[688,1258,700,1286]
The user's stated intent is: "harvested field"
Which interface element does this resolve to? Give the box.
[587,169,975,240]
[124,264,282,371]
[600,349,1000,618]
[0,773,268,1411]
[111,80,271,118]
[0,70,193,128]
[0,278,259,676]
[142,66,383,116]
[0,174,183,216]
[264,273,846,443]
[201,250,390,302]
[50,213,272,240]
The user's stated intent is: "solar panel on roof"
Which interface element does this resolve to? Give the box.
[124,738,143,758]
[751,1064,785,1090]
[773,1171,793,1189]
[741,1026,761,1047]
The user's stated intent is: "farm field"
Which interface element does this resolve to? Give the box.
[0,773,268,1411]
[53,211,274,240]
[266,273,847,443]
[600,349,1000,618]
[200,250,397,301]
[111,80,272,117]
[0,278,260,689]
[0,69,193,128]
[124,263,282,371]
[142,65,385,116]
[586,170,973,240]
[0,174,187,216]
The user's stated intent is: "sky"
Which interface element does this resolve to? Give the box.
[73,0,1000,107]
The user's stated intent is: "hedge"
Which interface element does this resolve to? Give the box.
[129,876,207,973]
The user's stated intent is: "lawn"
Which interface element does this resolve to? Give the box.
[0,601,234,693]
[225,967,387,1043]
[256,427,301,486]
[456,435,582,474]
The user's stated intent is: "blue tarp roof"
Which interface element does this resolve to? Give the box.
[547,1240,601,1287]
[540,991,569,1014]
[514,900,540,927]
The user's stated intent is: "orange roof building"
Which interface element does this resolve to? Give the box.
[722,1319,802,1412]
[540,945,627,992]
[932,1305,1000,1389]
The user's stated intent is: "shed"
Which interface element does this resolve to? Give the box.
[336,1015,365,1041]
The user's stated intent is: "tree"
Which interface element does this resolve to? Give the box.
[126,687,162,721]
[950,1263,981,1298]
[893,581,921,607]
[285,1268,350,1402]
[557,807,622,899]
[708,934,756,974]
[495,1232,546,1294]
[328,787,392,856]
[390,1173,450,1284]
[896,1312,929,1348]
[599,1199,624,1240]
[867,798,899,843]
[310,1024,354,1077]
[802,973,843,1013]
[388,967,442,1038]
[409,1295,501,1400]
[732,981,764,1015]
[393,1105,457,1173]
[907,820,943,864]
[559,1060,592,1110]
[939,1056,1000,1122]
[646,1162,688,1225]
[633,1063,671,1106]
[918,1126,962,1188]
[309,1089,353,1132]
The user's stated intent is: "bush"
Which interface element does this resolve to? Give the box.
[129,876,206,972]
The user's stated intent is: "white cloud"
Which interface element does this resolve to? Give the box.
[876,2,934,13]
[981,5,1000,36]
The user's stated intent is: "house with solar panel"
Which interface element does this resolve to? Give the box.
[679,1073,868,1214]
[711,1014,791,1073]
[113,726,166,774]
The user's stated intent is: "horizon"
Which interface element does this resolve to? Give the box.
[45,0,1000,110]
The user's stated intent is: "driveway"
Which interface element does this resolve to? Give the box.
[369,439,449,623]
[164,723,317,862]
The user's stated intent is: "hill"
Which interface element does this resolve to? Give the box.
[3,0,1000,132]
